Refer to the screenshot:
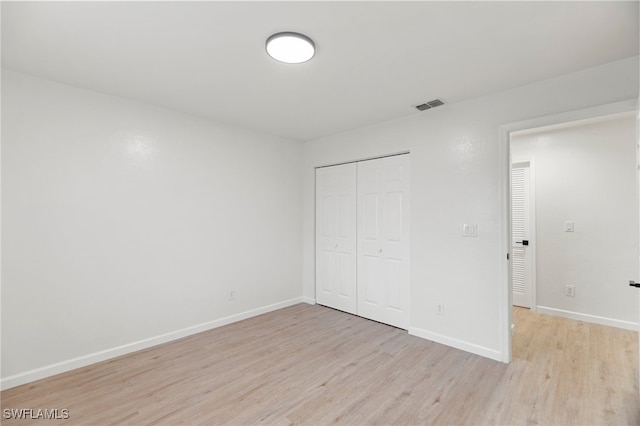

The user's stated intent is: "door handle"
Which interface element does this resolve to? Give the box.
[629,280,640,288]
[515,240,529,246]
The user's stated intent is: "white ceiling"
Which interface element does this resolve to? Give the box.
[2,1,638,141]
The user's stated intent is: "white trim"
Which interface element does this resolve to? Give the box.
[637,98,640,381]
[0,297,306,391]
[536,306,638,331]
[529,159,537,312]
[501,99,638,137]
[498,99,638,364]
[301,296,316,305]
[498,118,512,363]
[409,327,502,362]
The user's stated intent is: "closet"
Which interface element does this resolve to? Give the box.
[315,154,410,329]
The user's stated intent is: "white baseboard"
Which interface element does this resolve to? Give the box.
[0,297,306,391]
[409,327,504,363]
[536,306,638,331]
[301,296,316,305]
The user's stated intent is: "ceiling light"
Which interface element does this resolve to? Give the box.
[266,32,315,64]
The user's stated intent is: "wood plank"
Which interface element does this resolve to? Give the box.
[1,305,638,425]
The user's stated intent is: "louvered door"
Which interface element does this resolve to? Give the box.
[512,163,532,308]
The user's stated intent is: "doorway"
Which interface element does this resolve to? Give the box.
[499,99,638,362]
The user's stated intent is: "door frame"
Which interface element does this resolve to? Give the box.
[498,98,638,363]
[510,158,537,311]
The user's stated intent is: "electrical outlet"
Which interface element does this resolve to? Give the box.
[462,224,477,237]
[565,285,575,297]
[436,303,445,316]
[229,290,236,301]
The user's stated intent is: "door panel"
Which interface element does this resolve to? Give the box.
[363,193,379,240]
[337,252,352,296]
[358,160,384,322]
[385,257,403,310]
[338,194,352,237]
[320,195,335,238]
[386,192,403,241]
[316,163,357,314]
[357,155,410,329]
[318,250,334,294]
[363,254,380,305]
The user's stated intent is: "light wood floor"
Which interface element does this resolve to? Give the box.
[1,304,638,425]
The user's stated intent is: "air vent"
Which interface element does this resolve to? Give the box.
[413,98,445,112]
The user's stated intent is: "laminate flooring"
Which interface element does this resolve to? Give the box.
[1,304,638,425]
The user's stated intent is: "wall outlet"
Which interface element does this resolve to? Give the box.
[565,284,575,297]
[228,290,236,301]
[436,303,445,316]
[564,221,574,232]
[462,224,477,237]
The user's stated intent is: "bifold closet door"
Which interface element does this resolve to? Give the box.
[315,163,357,314]
[357,155,410,329]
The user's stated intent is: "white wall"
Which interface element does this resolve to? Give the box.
[302,56,639,360]
[2,55,638,388]
[511,114,637,327]
[1,71,303,387]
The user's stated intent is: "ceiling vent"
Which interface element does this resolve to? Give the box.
[413,99,445,111]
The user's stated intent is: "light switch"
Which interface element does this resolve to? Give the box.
[564,221,574,232]
[463,224,477,237]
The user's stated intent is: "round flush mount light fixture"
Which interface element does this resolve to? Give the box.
[266,32,315,64]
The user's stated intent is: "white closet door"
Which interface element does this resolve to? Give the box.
[357,155,410,329]
[315,163,357,314]
[511,163,532,308]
